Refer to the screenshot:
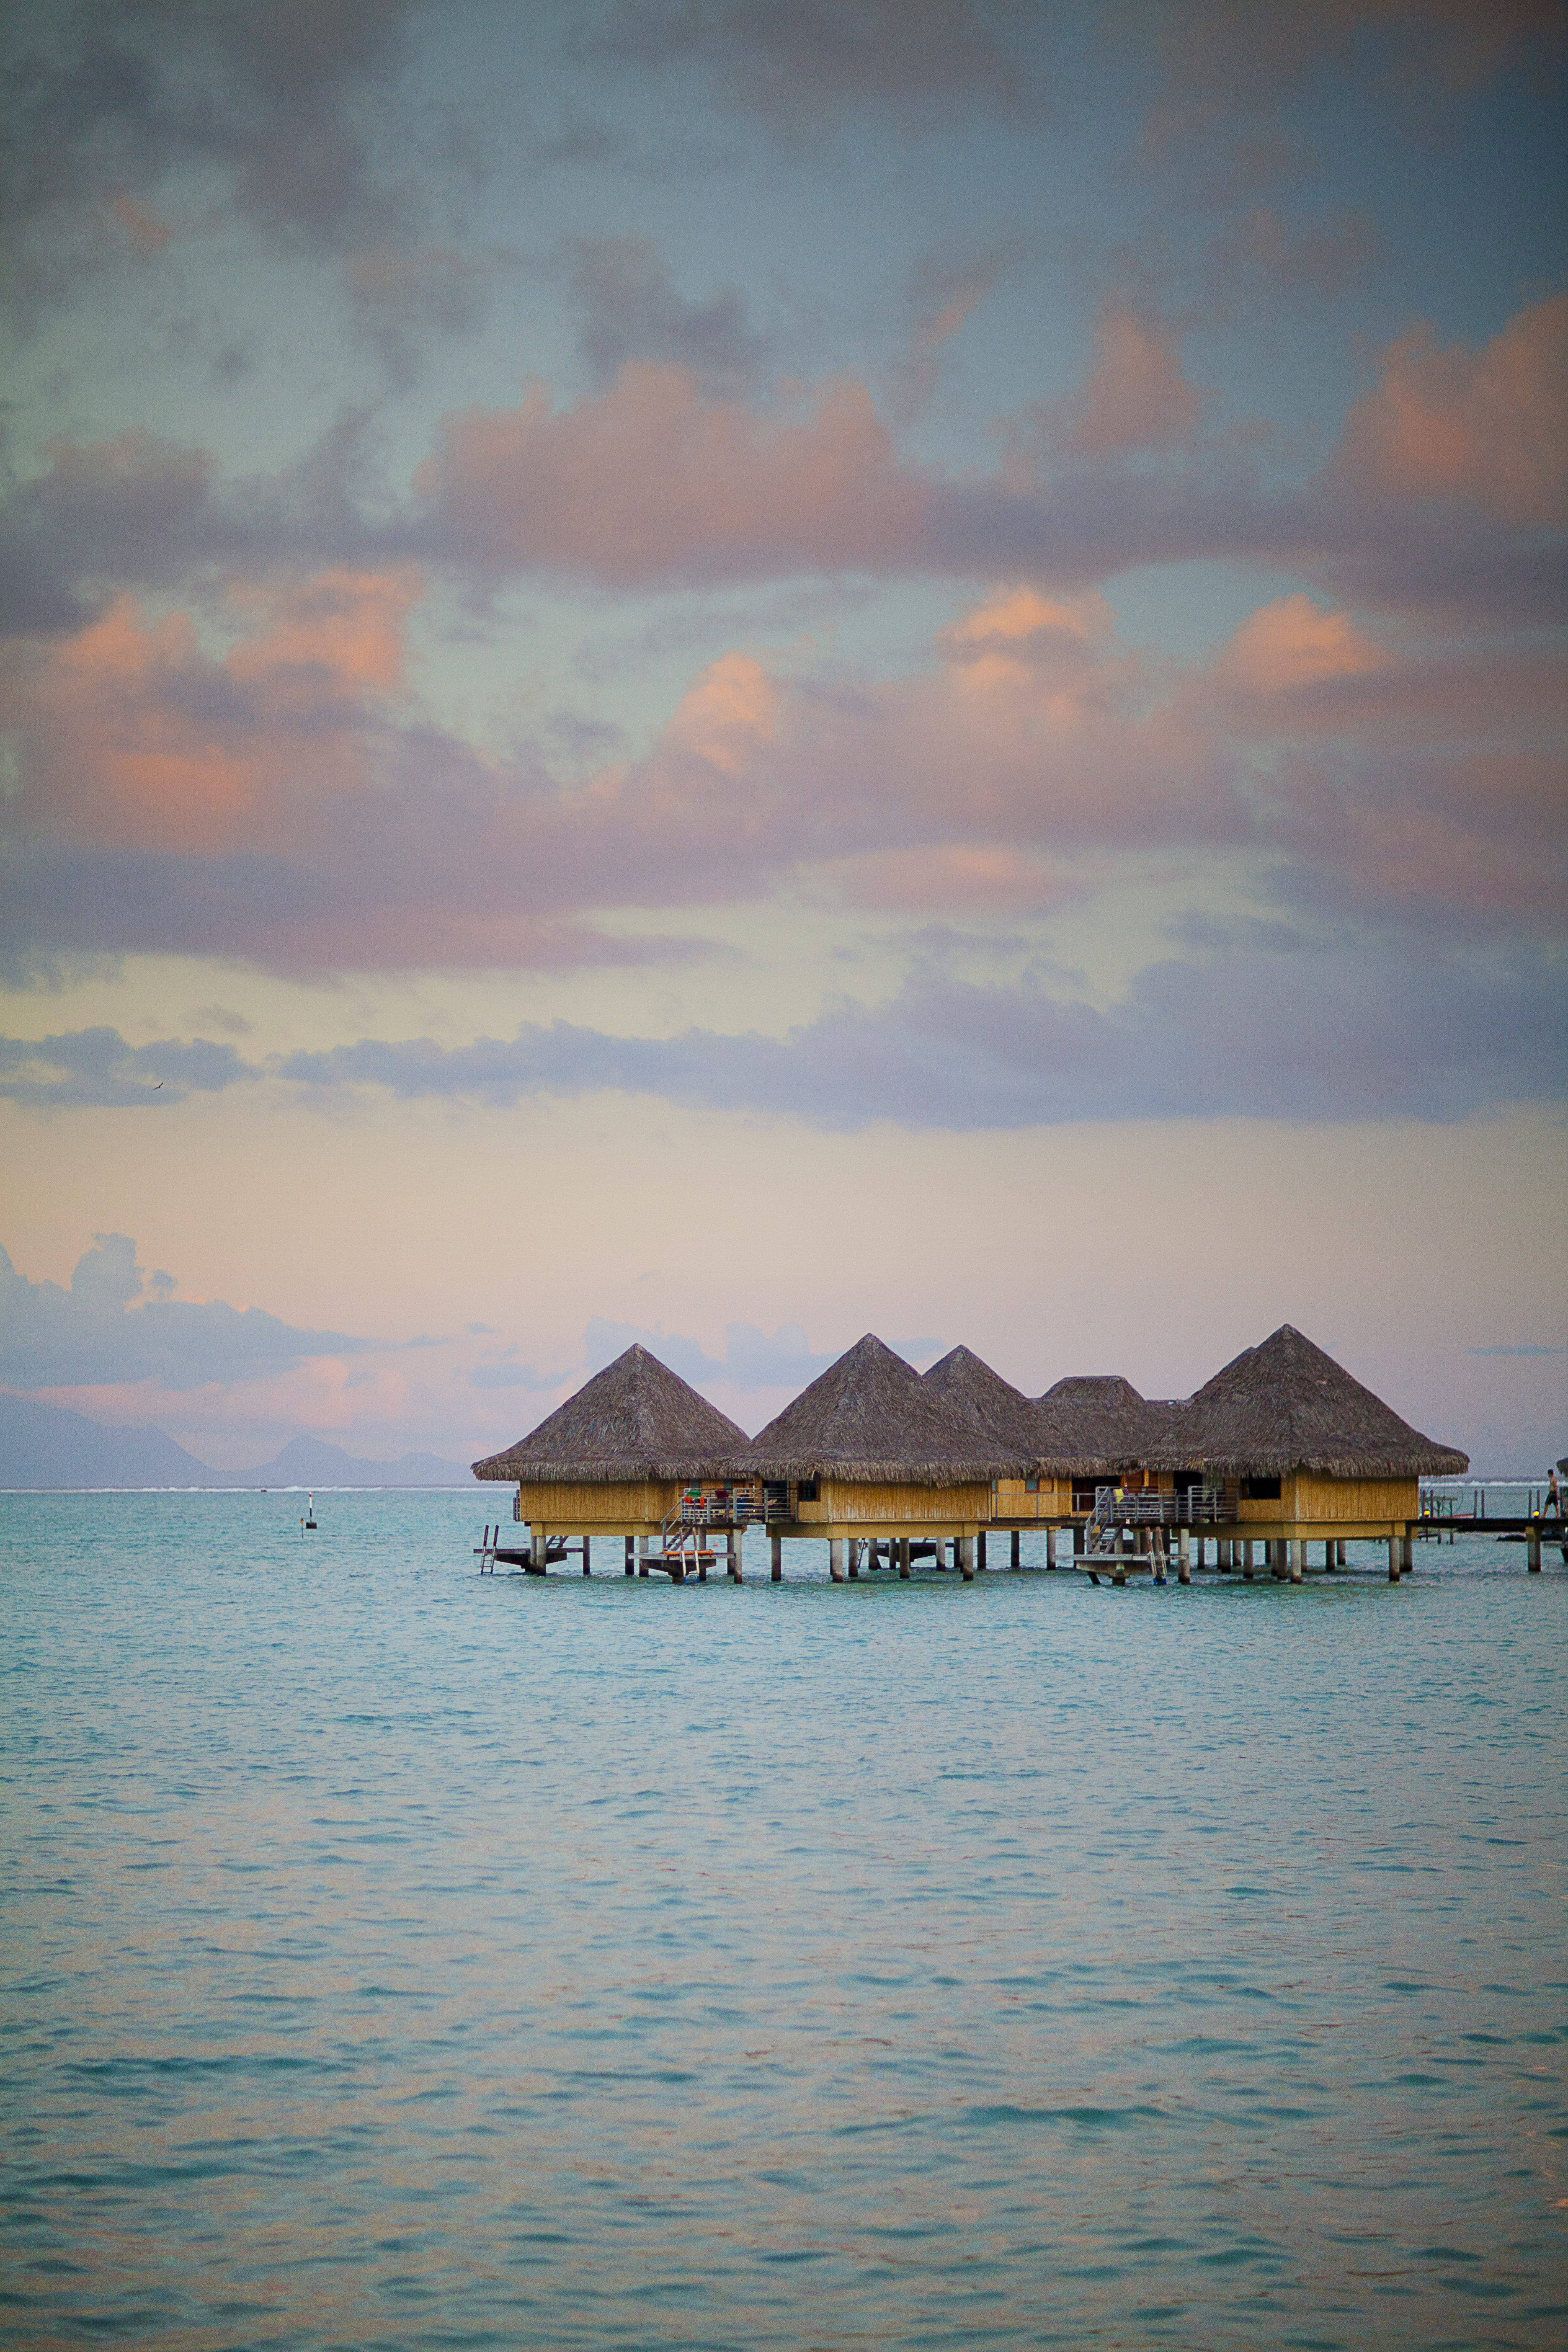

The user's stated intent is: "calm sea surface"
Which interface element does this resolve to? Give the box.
[3,1493,1565,2351]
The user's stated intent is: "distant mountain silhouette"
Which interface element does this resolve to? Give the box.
[233,1434,470,1486]
[0,1395,215,1487]
[0,1395,470,1487]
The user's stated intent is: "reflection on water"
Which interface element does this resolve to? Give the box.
[3,1493,1565,2349]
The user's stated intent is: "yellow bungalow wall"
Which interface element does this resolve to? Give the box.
[515,1478,676,1526]
[992,1475,1072,1518]
[795,1478,995,1527]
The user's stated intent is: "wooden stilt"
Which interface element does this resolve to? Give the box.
[637,1533,649,1578]
[624,1535,634,1576]
[847,1537,859,1580]
[771,1530,782,1581]
[1387,1532,1400,1583]
[531,1527,546,1573]
[959,1535,975,1582]
[582,1536,591,1576]
[1178,1527,1191,1583]
[1289,1537,1303,1583]
[1011,1528,1021,1569]
[1045,1525,1056,1569]
[898,1537,910,1579]
[1527,1523,1542,1572]
[1401,1529,1414,1575]
[829,1537,846,1584]
[728,1529,741,1583]
[977,1531,988,1571]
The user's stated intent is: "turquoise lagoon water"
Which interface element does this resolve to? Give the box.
[2,1492,1565,2351]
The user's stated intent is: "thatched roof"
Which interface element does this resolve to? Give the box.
[1155,1324,1468,1478]
[921,1345,1044,1455]
[1031,1372,1158,1475]
[472,1344,748,1483]
[730,1333,1024,1483]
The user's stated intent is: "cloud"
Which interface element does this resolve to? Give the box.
[586,0,1045,132]
[1466,1343,1568,1357]
[1038,302,1204,461]
[0,0,425,328]
[3,554,1560,985]
[0,1234,377,1390]
[5,290,1561,637]
[568,236,771,390]
[7,915,1563,1132]
[416,361,930,583]
[1333,294,1568,526]
[343,246,495,390]
[269,933,1567,1128]
[0,1026,256,1108]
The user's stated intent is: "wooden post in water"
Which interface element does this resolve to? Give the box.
[1178,1527,1191,1583]
[829,1537,846,1584]
[977,1531,988,1571]
[847,1538,859,1580]
[624,1535,634,1576]
[1387,1532,1400,1582]
[1527,1522,1542,1572]
[898,1537,911,1579]
[1011,1528,1021,1569]
[637,1533,649,1578]
[959,1535,975,1582]
[582,1536,591,1576]
[1289,1537,1303,1583]
[531,1526,546,1573]
[728,1529,741,1583]
[1401,1529,1414,1575]
[771,1530,783,1581]
[1044,1525,1056,1569]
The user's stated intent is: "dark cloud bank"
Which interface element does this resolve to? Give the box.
[4,942,1562,1128]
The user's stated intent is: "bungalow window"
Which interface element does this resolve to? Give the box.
[1025,1476,1039,1494]
[795,1478,819,1503]
[1240,1475,1282,1501]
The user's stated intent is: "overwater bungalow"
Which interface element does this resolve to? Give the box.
[729,1333,1023,1581]
[1145,1323,1468,1580]
[472,1343,748,1576]
[922,1344,1068,1528]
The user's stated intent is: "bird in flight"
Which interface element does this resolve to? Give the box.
[152,1081,164,1089]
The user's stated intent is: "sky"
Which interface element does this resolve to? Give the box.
[1,0,1564,1474]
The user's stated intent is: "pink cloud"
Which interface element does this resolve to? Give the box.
[1334,294,1568,524]
[8,570,422,854]
[1039,303,1203,461]
[416,361,931,583]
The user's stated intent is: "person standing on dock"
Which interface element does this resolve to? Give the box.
[1545,1467,1561,1519]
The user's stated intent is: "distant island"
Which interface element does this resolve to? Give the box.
[0,1395,471,1488]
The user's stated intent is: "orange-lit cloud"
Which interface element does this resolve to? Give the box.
[1335,294,1568,524]
[416,361,931,581]
[1041,303,1203,461]
[10,569,422,853]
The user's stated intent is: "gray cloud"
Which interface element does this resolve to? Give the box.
[1,1,422,327]
[0,1025,256,1106]
[586,0,1047,131]
[0,1233,376,1389]
[7,933,1562,1130]
[271,937,1568,1127]
[569,235,771,390]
